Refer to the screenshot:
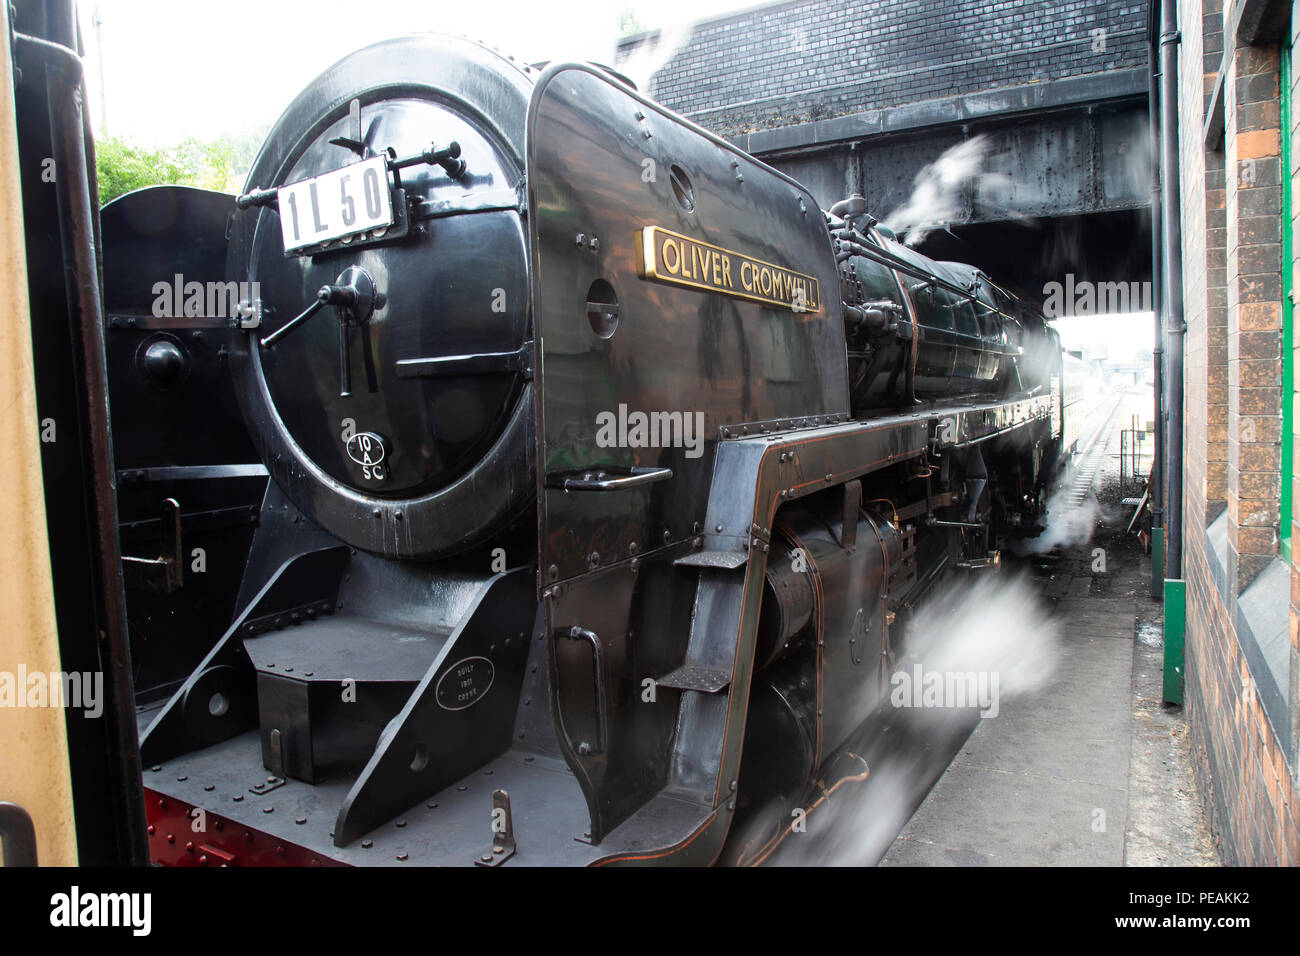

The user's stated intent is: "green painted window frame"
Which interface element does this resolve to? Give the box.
[1282,42,1294,563]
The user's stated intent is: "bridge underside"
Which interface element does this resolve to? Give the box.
[916,210,1153,310]
[728,76,1153,311]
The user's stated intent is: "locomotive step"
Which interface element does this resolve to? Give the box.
[243,613,452,684]
[243,611,458,785]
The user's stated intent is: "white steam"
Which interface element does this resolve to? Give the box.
[769,764,918,867]
[1021,483,1101,555]
[903,572,1060,700]
[881,135,1014,245]
[765,572,1059,865]
[618,23,693,96]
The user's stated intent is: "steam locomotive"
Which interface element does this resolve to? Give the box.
[103,33,1064,866]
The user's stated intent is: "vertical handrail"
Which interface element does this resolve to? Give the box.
[554,626,608,755]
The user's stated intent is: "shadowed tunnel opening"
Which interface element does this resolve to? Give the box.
[915,209,1154,312]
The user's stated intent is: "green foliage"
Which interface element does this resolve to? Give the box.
[94,137,187,206]
[95,130,265,206]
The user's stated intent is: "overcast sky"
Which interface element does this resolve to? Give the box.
[75,0,758,146]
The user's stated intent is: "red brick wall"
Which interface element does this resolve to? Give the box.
[1183,571,1299,863]
[1225,36,1282,592]
[1178,0,1299,866]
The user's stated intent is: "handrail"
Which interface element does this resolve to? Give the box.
[555,626,608,754]
[545,466,673,492]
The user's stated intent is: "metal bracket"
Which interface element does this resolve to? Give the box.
[197,844,236,866]
[11,29,82,91]
[410,186,527,221]
[850,608,866,666]
[248,774,287,796]
[122,497,184,593]
[475,789,517,866]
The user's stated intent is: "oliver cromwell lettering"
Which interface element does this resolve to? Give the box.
[637,225,821,313]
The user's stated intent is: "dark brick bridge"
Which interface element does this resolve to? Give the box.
[617,0,1152,306]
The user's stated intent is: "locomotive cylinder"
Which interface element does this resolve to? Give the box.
[742,508,905,816]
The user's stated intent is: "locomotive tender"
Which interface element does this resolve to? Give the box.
[112,33,1065,866]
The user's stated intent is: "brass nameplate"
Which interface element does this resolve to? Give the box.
[638,226,821,313]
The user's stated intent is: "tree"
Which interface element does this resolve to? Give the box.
[95,130,265,206]
[94,137,190,206]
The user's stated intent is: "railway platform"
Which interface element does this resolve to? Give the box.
[880,388,1219,866]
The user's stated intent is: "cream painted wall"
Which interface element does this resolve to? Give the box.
[0,1,80,867]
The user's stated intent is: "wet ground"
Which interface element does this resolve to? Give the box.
[763,386,1220,866]
[882,387,1217,866]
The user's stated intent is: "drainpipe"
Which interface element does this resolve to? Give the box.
[1156,0,1187,704]
[1159,0,1185,582]
[1148,1,1165,600]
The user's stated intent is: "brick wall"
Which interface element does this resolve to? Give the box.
[1286,0,1300,866]
[1224,32,1283,594]
[1207,137,1230,522]
[616,0,1148,137]
[1179,0,1300,866]
[1206,4,1230,519]
[1184,559,1300,863]
[1184,0,1227,546]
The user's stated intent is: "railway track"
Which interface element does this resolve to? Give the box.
[1062,390,1126,509]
